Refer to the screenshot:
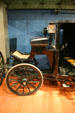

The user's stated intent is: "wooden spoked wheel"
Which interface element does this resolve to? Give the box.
[0,52,4,85]
[6,63,43,96]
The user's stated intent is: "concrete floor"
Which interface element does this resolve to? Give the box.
[0,79,75,113]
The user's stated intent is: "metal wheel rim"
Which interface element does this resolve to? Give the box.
[6,63,43,96]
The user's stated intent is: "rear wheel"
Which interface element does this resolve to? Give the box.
[63,78,75,88]
[6,63,43,96]
[0,52,4,85]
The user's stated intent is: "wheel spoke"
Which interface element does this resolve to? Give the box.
[10,72,21,77]
[16,85,21,91]
[10,82,19,87]
[8,78,19,82]
[29,81,40,83]
[29,77,41,83]
[22,87,25,94]
[26,84,31,92]
[28,82,36,89]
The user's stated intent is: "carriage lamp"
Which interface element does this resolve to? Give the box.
[47,23,56,34]
[47,23,57,49]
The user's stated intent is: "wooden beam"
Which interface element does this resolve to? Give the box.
[2,0,75,9]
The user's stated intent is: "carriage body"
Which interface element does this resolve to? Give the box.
[0,22,75,96]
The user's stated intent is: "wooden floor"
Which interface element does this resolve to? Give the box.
[0,79,75,113]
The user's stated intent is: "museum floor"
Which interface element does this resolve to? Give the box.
[0,79,75,113]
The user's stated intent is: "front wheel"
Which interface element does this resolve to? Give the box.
[0,52,4,85]
[6,63,43,96]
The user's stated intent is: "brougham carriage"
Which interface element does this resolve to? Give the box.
[0,22,75,96]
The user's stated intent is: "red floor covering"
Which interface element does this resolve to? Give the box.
[0,79,75,113]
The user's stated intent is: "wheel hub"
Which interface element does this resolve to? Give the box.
[21,78,28,86]
[22,81,26,85]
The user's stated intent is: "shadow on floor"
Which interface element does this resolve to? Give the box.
[42,79,75,100]
[1,78,75,100]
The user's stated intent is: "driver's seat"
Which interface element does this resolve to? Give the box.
[12,51,30,60]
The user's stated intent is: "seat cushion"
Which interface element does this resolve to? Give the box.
[12,51,30,60]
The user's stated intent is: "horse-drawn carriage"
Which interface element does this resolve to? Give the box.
[0,22,75,96]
